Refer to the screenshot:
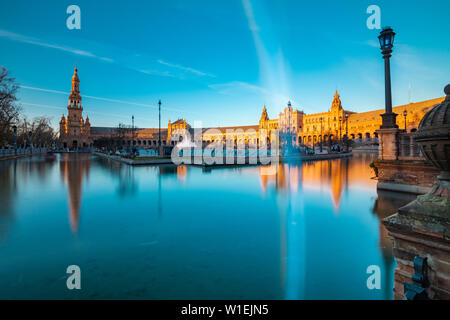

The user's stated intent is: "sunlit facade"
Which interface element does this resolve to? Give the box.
[57,68,443,149]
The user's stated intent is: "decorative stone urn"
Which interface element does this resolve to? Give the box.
[383,84,450,300]
[414,84,450,184]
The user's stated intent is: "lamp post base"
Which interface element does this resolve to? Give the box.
[380,112,398,129]
[376,127,400,160]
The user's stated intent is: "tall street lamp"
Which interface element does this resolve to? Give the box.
[339,115,342,143]
[403,110,407,132]
[158,100,162,151]
[12,125,17,154]
[320,117,323,153]
[28,131,32,151]
[378,27,398,128]
[345,113,349,152]
[132,115,135,153]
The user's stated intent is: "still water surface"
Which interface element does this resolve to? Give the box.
[0,153,416,299]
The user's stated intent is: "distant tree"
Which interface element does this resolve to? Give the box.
[0,67,22,146]
[30,117,58,147]
[14,117,57,148]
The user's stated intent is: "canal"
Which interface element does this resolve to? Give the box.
[0,153,417,299]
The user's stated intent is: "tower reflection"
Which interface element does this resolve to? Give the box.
[59,153,91,234]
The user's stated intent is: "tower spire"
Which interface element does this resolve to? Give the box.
[332,90,342,110]
[69,67,81,108]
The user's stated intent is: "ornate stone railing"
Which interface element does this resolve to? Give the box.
[398,132,423,160]
[0,147,47,157]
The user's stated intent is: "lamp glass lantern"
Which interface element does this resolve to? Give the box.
[378,27,396,52]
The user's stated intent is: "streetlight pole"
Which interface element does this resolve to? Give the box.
[345,113,349,152]
[379,27,398,128]
[403,110,407,132]
[28,131,32,153]
[320,117,323,153]
[158,100,162,152]
[132,115,135,153]
[339,115,342,143]
[12,125,17,155]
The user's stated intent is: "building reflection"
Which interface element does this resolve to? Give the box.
[94,156,139,196]
[177,165,187,181]
[259,153,379,212]
[59,153,91,234]
[259,153,412,298]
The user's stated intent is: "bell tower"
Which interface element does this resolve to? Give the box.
[59,67,91,149]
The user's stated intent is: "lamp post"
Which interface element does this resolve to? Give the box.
[158,100,162,151]
[378,27,398,128]
[320,117,323,153]
[345,113,349,152]
[132,115,135,154]
[339,115,342,143]
[12,125,17,154]
[28,131,32,152]
[403,110,407,132]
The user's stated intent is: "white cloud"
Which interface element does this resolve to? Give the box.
[19,85,190,113]
[209,81,268,95]
[0,29,114,63]
[136,69,178,79]
[157,59,215,77]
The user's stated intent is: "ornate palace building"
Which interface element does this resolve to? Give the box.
[59,68,92,149]
[60,69,443,149]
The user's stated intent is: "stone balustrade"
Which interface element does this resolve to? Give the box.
[0,147,47,158]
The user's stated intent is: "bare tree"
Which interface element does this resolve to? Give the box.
[14,117,57,148]
[0,67,22,145]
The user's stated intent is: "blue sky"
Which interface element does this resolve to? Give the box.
[0,0,449,129]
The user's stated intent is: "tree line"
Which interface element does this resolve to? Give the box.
[0,67,57,148]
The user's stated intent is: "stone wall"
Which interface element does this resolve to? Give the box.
[384,216,450,300]
[374,159,440,194]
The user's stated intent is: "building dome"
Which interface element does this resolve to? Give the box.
[414,84,450,177]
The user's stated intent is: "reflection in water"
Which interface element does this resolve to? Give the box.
[372,189,418,300]
[0,161,16,241]
[59,153,91,233]
[259,155,363,211]
[0,156,56,240]
[95,157,138,197]
[0,152,418,299]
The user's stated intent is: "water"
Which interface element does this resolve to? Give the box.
[0,153,417,299]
